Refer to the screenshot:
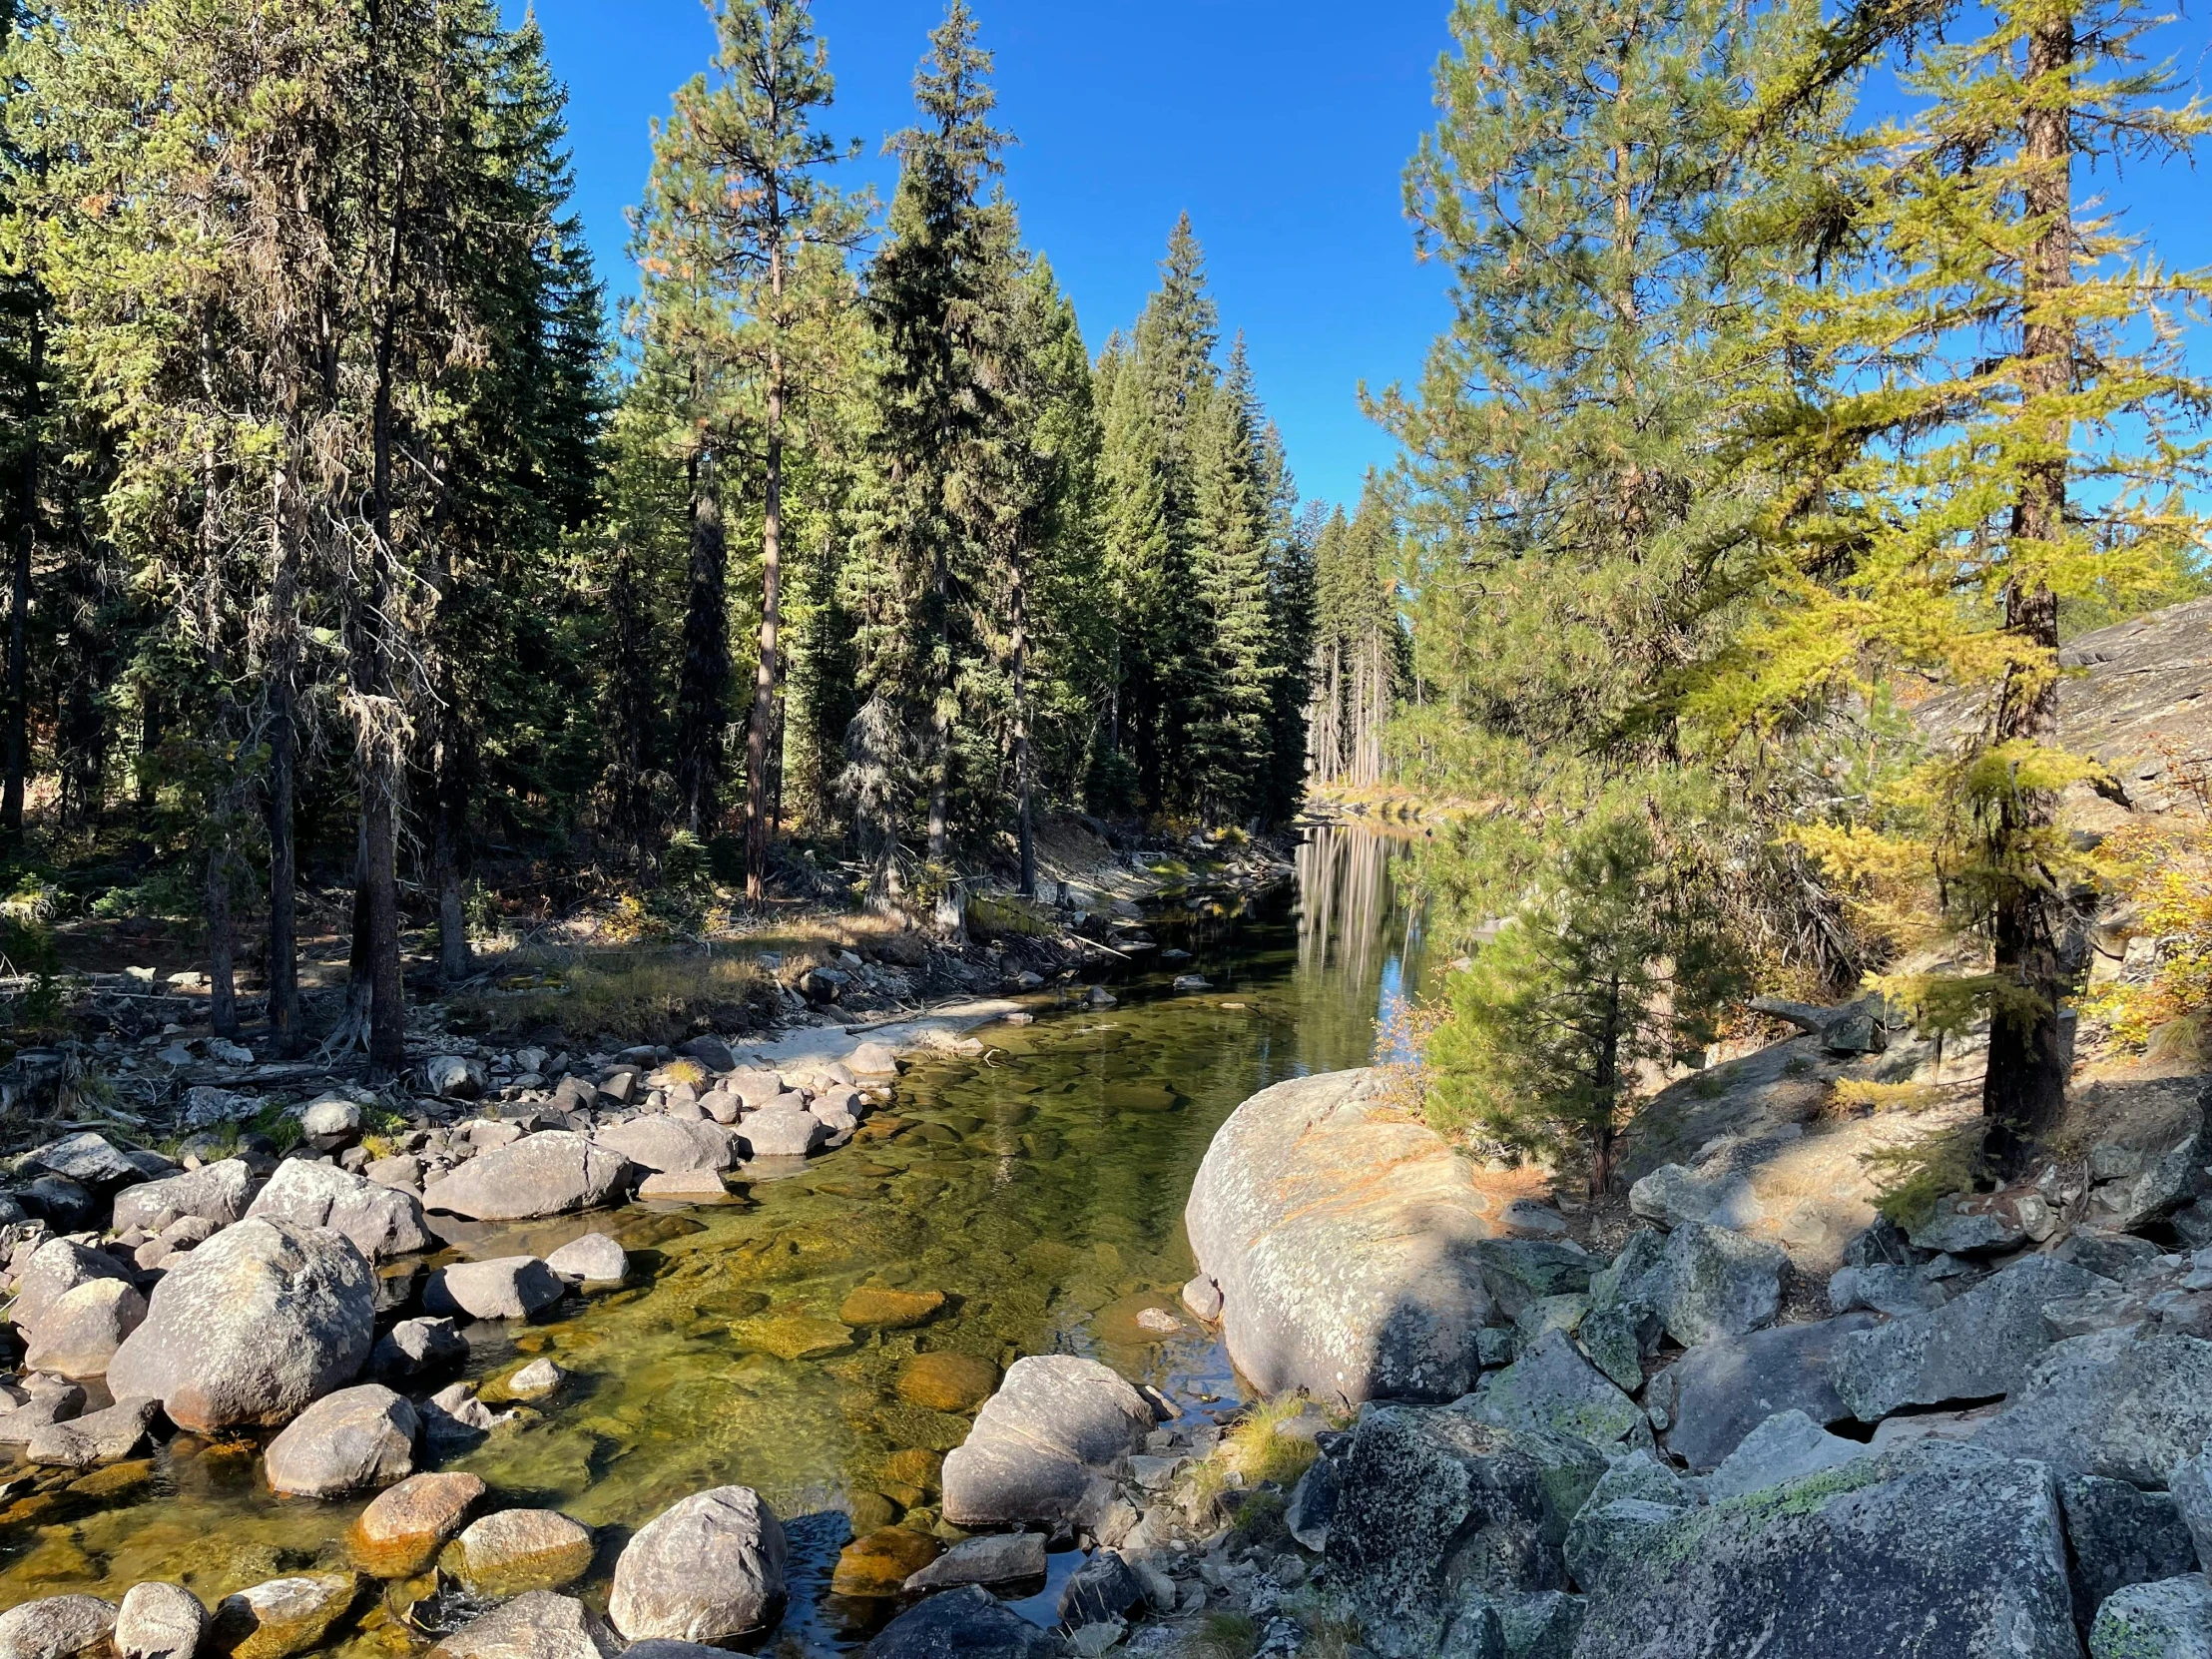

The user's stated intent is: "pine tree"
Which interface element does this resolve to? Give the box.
[1184,339,1275,822]
[1093,334,1171,811]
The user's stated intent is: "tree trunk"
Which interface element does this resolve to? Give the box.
[206,840,239,1041]
[1983,4,2076,1179]
[676,444,728,838]
[266,675,299,1055]
[1013,547,1034,898]
[432,733,470,983]
[3,306,38,841]
[137,689,161,823]
[746,225,787,901]
[360,266,405,1081]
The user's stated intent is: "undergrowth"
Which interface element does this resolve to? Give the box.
[1862,1119,1981,1226]
[452,948,783,1044]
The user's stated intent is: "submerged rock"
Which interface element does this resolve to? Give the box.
[448,1510,594,1597]
[349,1471,486,1578]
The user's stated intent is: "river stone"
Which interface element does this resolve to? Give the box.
[1463,1329,1645,1450]
[1701,1408,1868,1499]
[425,1056,488,1100]
[428,1593,616,1659]
[300,1097,362,1149]
[425,1257,563,1323]
[508,1359,563,1399]
[730,1312,851,1361]
[210,1574,360,1659]
[940,1355,1156,1530]
[107,1217,375,1431]
[369,1316,468,1381]
[350,1471,486,1577]
[607,1485,788,1643]
[2058,1474,2199,1634]
[1660,1313,1878,1470]
[1829,1254,2112,1421]
[1597,1222,1787,1348]
[1324,1402,1603,1659]
[26,1395,159,1466]
[903,1531,1048,1591]
[1974,1330,2212,1484]
[1186,1068,1497,1401]
[861,1586,1064,1659]
[422,1132,628,1222]
[263,1383,418,1497]
[636,1171,730,1202]
[1570,1440,2078,1658]
[2090,1575,2212,1659]
[1057,1548,1147,1627]
[840,1286,946,1330]
[10,1238,131,1336]
[1473,1239,1597,1320]
[831,1526,940,1597]
[0,1378,85,1442]
[0,1596,117,1659]
[738,1108,828,1159]
[21,1132,146,1192]
[112,1160,256,1234]
[23,1277,147,1378]
[115,1582,207,1659]
[246,1159,431,1261]
[897,1352,998,1412]
[450,1509,595,1596]
[592,1118,737,1175]
[544,1234,626,1285]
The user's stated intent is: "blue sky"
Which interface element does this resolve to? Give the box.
[508,0,2212,517]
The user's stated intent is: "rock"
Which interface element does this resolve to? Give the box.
[1659,1313,1878,1470]
[421,1132,628,1221]
[349,1471,486,1577]
[902,1531,1048,1592]
[607,1486,787,1643]
[0,1378,85,1442]
[0,1597,117,1659]
[23,1277,148,1378]
[246,1158,432,1261]
[2169,1434,2212,1568]
[10,1238,131,1336]
[209,1575,359,1659]
[17,1175,96,1229]
[897,1352,999,1412]
[1181,1275,1223,1321]
[729,1311,852,1361]
[368,1317,468,1382]
[1287,1453,1337,1550]
[861,1586,1064,1659]
[107,1217,375,1431]
[2058,1474,2199,1634]
[1455,1590,1583,1659]
[1563,1497,1695,1595]
[1594,1222,1786,1348]
[848,1042,900,1076]
[263,1383,417,1497]
[450,1509,595,1596]
[1473,1239,1597,1321]
[428,1593,615,1659]
[1570,1441,2079,1656]
[425,1056,488,1100]
[1827,1262,1947,1318]
[26,1394,159,1466]
[1324,1403,1603,1658]
[677,1035,737,1073]
[635,1170,730,1202]
[115,1583,206,1659]
[736,1108,828,1159]
[183,1087,256,1129]
[2090,1575,2212,1659]
[839,1286,946,1329]
[1186,1069,1497,1401]
[543,1233,626,1285]
[1701,1408,1868,1499]
[1058,1549,1146,1626]
[507,1358,563,1399]
[20,1132,146,1192]
[1830,1254,2112,1422]
[940,1355,1156,1529]
[1906,1192,2032,1255]
[1463,1329,1645,1450]
[363,1155,421,1192]
[299,1097,363,1149]
[592,1117,737,1174]
[1576,1301,1658,1392]
[112,1161,256,1234]
[1976,1331,2212,1483]
[424,1257,563,1323]
[725,1069,785,1104]
[832,1526,940,1597]
[2056,1229,2170,1282]
[1629,1161,1768,1233]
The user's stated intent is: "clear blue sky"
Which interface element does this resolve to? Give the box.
[507,0,2212,517]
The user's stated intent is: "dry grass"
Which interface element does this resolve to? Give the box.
[453,948,782,1045]
[1179,1612,1259,1659]
[1188,1393,1327,1521]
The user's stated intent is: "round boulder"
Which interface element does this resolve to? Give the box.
[209,1576,359,1659]
[23,1277,147,1379]
[607,1486,788,1644]
[424,1257,563,1323]
[246,1159,432,1262]
[448,1509,595,1597]
[427,1592,615,1659]
[0,1596,117,1659]
[115,1582,206,1659]
[111,1160,257,1235]
[421,1132,629,1222]
[349,1471,486,1578]
[264,1383,418,1497]
[10,1239,131,1338]
[543,1234,626,1286]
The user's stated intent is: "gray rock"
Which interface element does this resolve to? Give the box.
[1057,1549,1146,1627]
[1597,1222,1787,1348]
[1324,1403,1603,1658]
[1185,1068,1496,1401]
[208,1576,361,1659]
[112,1160,257,1234]
[544,1234,626,1285]
[2169,1435,2212,1569]
[607,1485,787,1644]
[1828,1262,1948,1318]
[1286,1454,1337,1550]
[1974,1331,2212,1483]
[1831,1254,2112,1421]
[1473,1239,1597,1320]
[1906,1193,2031,1255]
[425,1056,488,1100]
[0,1597,117,1659]
[735,1108,828,1159]
[2057,1230,2171,1282]
[17,1175,96,1229]
[676,1036,737,1073]
[0,1378,84,1442]
[1628,1161,1767,1233]
[10,1238,130,1336]
[20,1132,146,1192]
[115,1582,206,1659]
[2059,1473,2199,1635]
[2089,1133,2202,1231]
[593,1117,737,1175]
[300,1097,363,1149]
[424,1257,563,1323]
[421,1132,629,1222]
[1576,1302,1657,1392]
[369,1317,468,1381]
[941,1355,1156,1529]
[1457,1590,1583,1659]
[263,1382,418,1497]
[182,1087,256,1129]
[508,1359,563,1399]
[1563,1497,1694,1594]
[1181,1275,1223,1321]
[903,1531,1047,1591]
[1463,1329,1645,1451]
[26,1394,159,1465]
[1700,1408,1868,1499]
[23,1276,147,1378]
[106,1216,375,1431]
[428,1592,616,1659]
[861,1585,1065,1659]
[247,1158,432,1261]
[2090,1575,2212,1659]
[1662,1313,1878,1471]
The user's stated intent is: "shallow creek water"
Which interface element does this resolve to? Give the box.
[0,827,1429,1652]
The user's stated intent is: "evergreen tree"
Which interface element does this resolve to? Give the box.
[1184,338,1275,821]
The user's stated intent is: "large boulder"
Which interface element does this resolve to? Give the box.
[1657,1313,1879,1471]
[1572,1441,2080,1658]
[24,1395,158,1466]
[428,1594,615,1659]
[1592,1223,1786,1349]
[1473,1239,1597,1321]
[114,1582,206,1659]
[1463,1329,1645,1451]
[421,1132,629,1222]
[22,1278,148,1379]
[2058,1474,2199,1636]
[1975,1331,2212,1484]
[20,1132,148,1193]
[2090,1575,2212,1659]
[263,1383,418,1497]
[861,1586,1065,1659]
[1830,1255,2114,1422]
[106,1217,375,1431]
[424,1258,563,1323]
[1324,1402,1603,1659]
[735,1109,828,1159]
[1185,1069,1497,1401]
[449,1510,595,1598]
[112,1159,257,1234]
[940,1356,1156,1530]
[9,1238,131,1337]
[247,1160,431,1261]
[0,1596,117,1659]
[593,1118,737,1175]
[606,1486,787,1644]
[1700,1409,1868,1500]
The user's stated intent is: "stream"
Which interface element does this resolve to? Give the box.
[0,826,1431,1653]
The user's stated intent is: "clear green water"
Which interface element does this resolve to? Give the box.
[0,828,1425,1653]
